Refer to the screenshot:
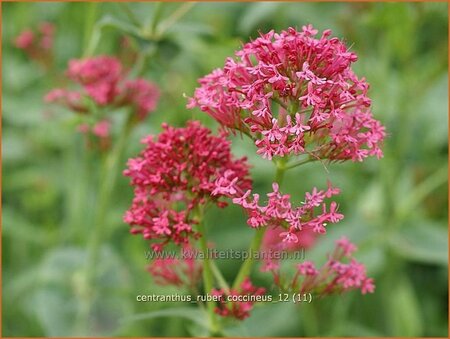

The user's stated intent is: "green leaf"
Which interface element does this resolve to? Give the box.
[85,15,141,56]
[2,58,43,91]
[2,207,52,244]
[156,37,181,62]
[385,275,423,336]
[330,322,384,337]
[390,220,448,265]
[27,288,79,336]
[168,22,213,36]
[238,2,281,34]
[416,74,448,150]
[24,246,132,336]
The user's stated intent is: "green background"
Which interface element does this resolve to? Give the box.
[2,2,448,337]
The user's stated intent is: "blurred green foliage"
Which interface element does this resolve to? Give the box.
[2,2,448,337]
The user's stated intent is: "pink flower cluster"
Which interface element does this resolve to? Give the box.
[74,120,112,150]
[212,278,266,320]
[263,226,317,253]
[45,55,160,120]
[233,181,343,242]
[120,79,161,120]
[260,226,316,272]
[148,245,202,289]
[123,121,252,251]
[77,120,111,138]
[44,89,85,112]
[14,30,35,50]
[120,25,382,318]
[188,25,385,162]
[264,237,375,295]
[14,22,54,66]
[66,56,122,105]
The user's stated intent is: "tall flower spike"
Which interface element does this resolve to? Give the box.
[124,121,252,250]
[188,26,385,162]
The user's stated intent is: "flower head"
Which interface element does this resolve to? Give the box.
[92,120,111,138]
[38,22,55,49]
[47,56,160,116]
[124,121,251,250]
[120,79,160,120]
[335,236,357,257]
[188,26,385,162]
[261,226,316,271]
[14,22,55,66]
[67,56,122,105]
[232,182,343,239]
[148,244,202,288]
[264,236,375,296]
[14,29,35,49]
[45,56,160,145]
[75,119,111,151]
[44,88,85,112]
[212,278,265,320]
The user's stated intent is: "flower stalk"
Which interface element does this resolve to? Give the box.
[196,207,221,335]
[76,111,135,334]
[232,160,286,290]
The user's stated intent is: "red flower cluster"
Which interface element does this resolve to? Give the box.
[232,181,343,240]
[45,55,160,126]
[212,278,266,320]
[262,226,316,253]
[45,56,160,144]
[188,25,385,162]
[14,22,54,67]
[77,120,112,148]
[44,89,85,112]
[120,25,382,316]
[123,121,252,251]
[264,237,375,295]
[260,226,316,272]
[120,79,161,120]
[148,245,202,289]
[66,56,122,106]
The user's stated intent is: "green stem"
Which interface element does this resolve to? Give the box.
[303,302,319,336]
[145,2,164,37]
[63,134,90,243]
[232,163,286,290]
[88,114,134,274]
[275,159,287,183]
[83,3,98,55]
[119,3,141,27]
[210,260,230,292]
[285,157,315,170]
[76,112,135,334]
[196,209,220,335]
[130,47,157,78]
[272,96,288,110]
[231,227,266,290]
[157,2,196,37]
[394,164,448,222]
